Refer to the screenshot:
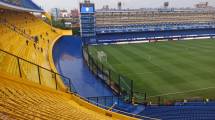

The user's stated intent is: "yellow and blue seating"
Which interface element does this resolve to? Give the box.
[0,8,139,120]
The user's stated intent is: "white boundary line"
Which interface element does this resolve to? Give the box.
[94,37,214,46]
[148,86,215,98]
[125,71,164,75]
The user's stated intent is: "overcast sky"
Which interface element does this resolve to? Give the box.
[33,0,215,11]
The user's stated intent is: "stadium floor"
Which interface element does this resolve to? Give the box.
[53,36,113,97]
[89,39,215,101]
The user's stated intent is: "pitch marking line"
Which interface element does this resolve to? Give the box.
[148,86,215,98]
[122,71,164,76]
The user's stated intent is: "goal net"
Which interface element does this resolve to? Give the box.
[97,51,107,63]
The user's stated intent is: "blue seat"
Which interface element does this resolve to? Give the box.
[139,102,215,119]
[95,28,215,44]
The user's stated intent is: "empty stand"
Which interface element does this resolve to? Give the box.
[95,28,215,44]
[95,10,215,36]
[0,9,65,89]
[96,10,215,26]
[140,104,215,120]
[0,72,133,120]
[0,8,142,120]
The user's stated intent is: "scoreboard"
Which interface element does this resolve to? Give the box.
[80,2,96,44]
[80,5,95,13]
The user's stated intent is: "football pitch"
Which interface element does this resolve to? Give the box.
[89,39,215,101]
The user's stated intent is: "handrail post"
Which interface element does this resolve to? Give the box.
[68,78,72,92]
[104,96,107,106]
[17,57,22,78]
[117,96,120,106]
[118,75,121,95]
[144,92,147,101]
[109,69,111,86]
[101,64,104,79]
[130,80,133,103]
[87,97,90,103]
[54,73,58,90]
[158,96,161,106]
[96,97,99,106]
[96,61,99,78]
[37,66,41,85]
[88,55,91,69]
[112,96,114,105]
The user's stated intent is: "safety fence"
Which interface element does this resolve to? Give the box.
[86,95,127,109]
[83,44,215,106]
[0,49,77,93]
[75,94,159,120]
[83,45,133,103]
[0,49,158,119]
[134,87,215,106]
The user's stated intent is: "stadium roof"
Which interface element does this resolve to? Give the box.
[0,0,44,12]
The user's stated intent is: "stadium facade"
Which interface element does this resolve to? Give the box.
[81,5,215,44]
[78,0,215,119]
[1,0,215,119]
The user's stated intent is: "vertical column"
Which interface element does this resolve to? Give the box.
[17,57,22,78]
[37,66,41,85]
[130,80,133,103]
[118,75,121,95]
[54,73,58,90]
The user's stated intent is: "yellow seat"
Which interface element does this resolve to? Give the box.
[0,9,140,120]
[0,72,139,120]
[0,9,62,89]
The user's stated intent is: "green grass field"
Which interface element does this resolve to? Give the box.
[89,39,215,101]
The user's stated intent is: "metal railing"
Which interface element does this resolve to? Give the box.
[0,48,76,93]
[0,48,159,119]
[86,95,130,108]
[134,87,215,106]
[74,94,159,120]
[82,45,133,103]
[83,43,215,106]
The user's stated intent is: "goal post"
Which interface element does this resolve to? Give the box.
[97,51,107,63]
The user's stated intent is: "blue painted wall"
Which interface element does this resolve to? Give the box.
[53,36,113,97]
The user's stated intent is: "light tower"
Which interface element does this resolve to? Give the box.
[84,0,90,4]
[164,2,169,8]
[118,2,122,10]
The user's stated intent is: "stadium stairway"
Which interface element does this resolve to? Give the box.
[52,36,145,114]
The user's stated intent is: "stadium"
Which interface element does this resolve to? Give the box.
[1,0,215,119]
